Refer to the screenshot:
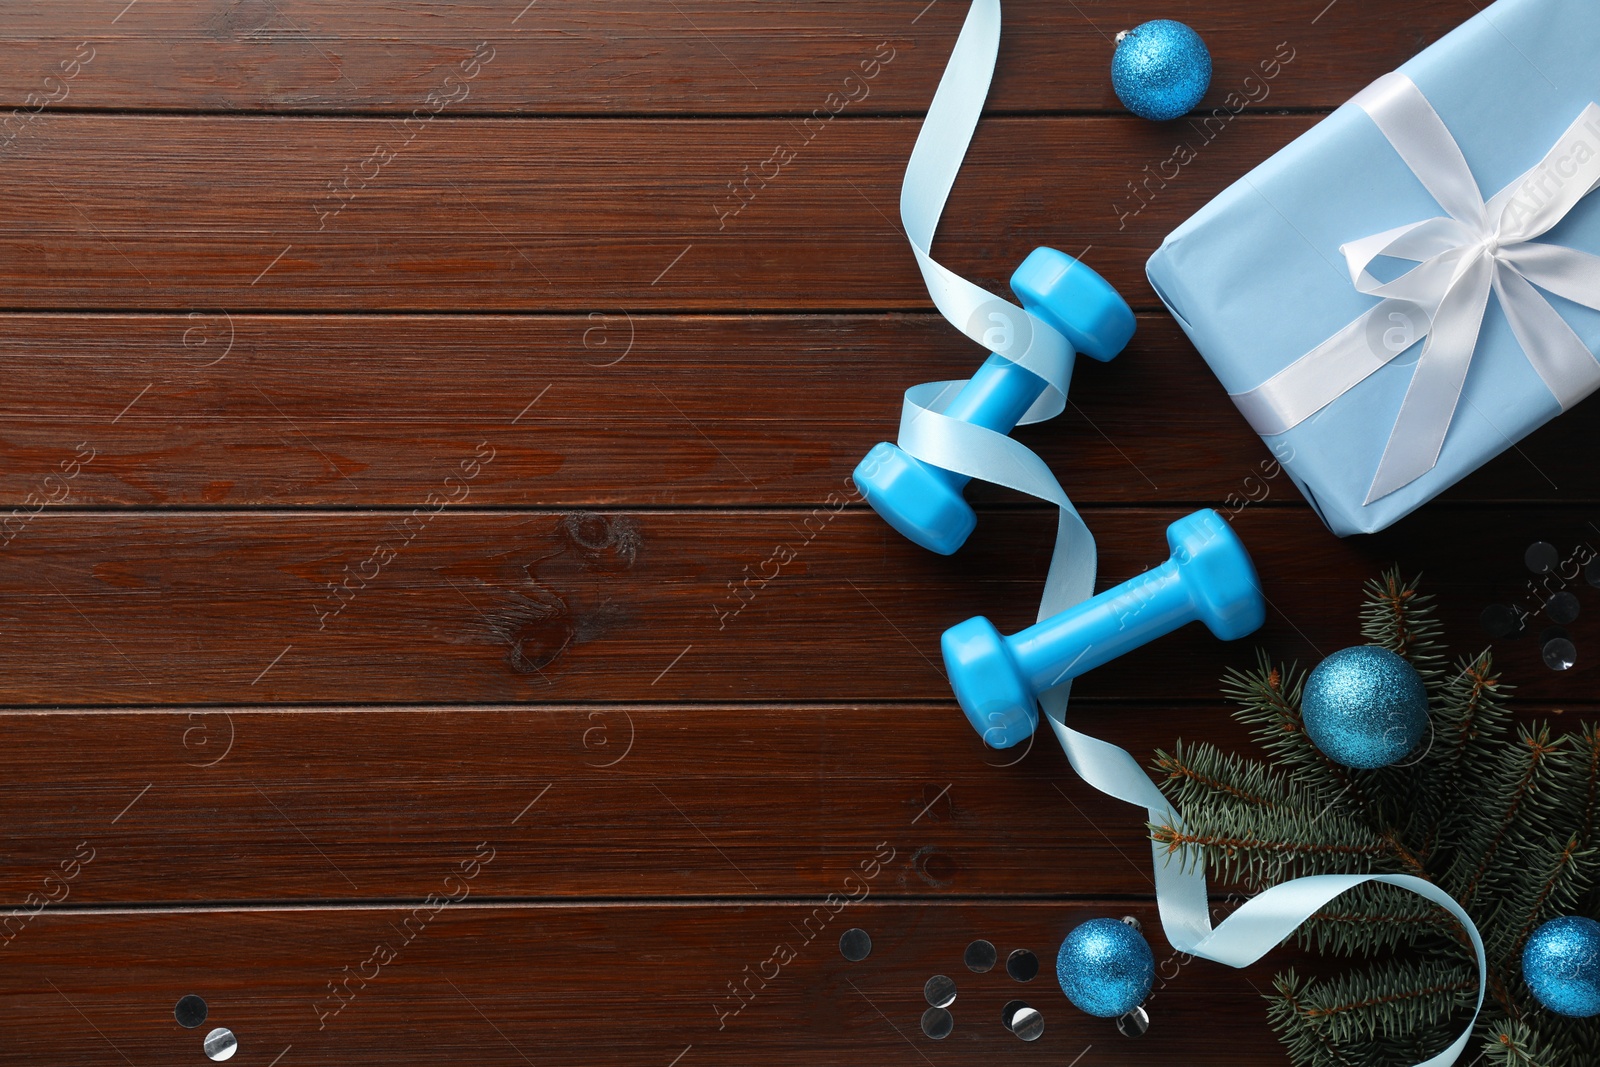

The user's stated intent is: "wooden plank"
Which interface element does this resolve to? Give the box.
[0,507,1594,708]
[0,699,1584,907]
[0,1,1470,114]
[0,114,1317,310]
[0,703,1245,905]
[4,901,1287,1065]
[3,312,1595,508]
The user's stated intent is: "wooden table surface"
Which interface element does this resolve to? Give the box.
[1,2,1593,1064]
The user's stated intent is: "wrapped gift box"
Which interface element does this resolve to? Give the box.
[1146,0,1600,535]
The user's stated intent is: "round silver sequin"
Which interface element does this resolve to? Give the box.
[1543,636,1577,671]
[964,939,997,973]
[920,1006,953,1040]
[1002,999,1029,1028]
[838,928,872,962]
[1006,948,1039,982]
[1527,541,1560,574]
[1117,1005,1151,1037]
[1009,1006,1044,1041]
[923,974,957,1008]
[203,1027,238,1062]
[1481,603,1527,639]
[174,995,207,1029]
[1547,591,1581,624]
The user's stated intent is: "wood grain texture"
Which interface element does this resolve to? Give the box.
[5,901,1286,1066]
[0,701,1585,908]
[1,114,1316,310]
[0,0,1472,114]
[0,1,1580,1062]
[2,508,1599,708]
[0,702,1222,905]
[1,312,1596,508]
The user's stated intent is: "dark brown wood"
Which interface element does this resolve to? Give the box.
[0,2,1576,1061]
[0,1,1471,114]
[0,508,1598,707]
[2,312,1597,508]
[3,901,1287,1066]
[0,700,1584,908]
[0,702,1259,905]
[0,114,1317,310]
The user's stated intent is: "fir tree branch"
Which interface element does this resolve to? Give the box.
[1271,970,1363,1067]
[1153,747,1279,808]
[1418,651,1504,865]
[1361,569,1443,667]
[1301,977,1478,1018]
[1153,828,1392,860]
[1271,958,1476,1057]
[1295,881,1460,957]
[1378,829,1428,878]
[1485,1020,1564,1067]
[1158,573,1598,1065]
[1460,726,1561,908]
[1577,724,1600,846]
[1507,834,1582,962]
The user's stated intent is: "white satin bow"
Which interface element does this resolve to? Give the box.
[1232,72,1600,503]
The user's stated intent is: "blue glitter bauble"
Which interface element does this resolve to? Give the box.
[1056,918,1154,1018]
[1111,20,1212,122]
[1301,646,1429,769]
[1523,916,1600,1018]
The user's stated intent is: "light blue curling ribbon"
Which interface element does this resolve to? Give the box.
[894,0,1094,629]
[898,4,1486,1062]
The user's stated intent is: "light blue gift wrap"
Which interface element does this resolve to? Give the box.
[1147,0,1600,535]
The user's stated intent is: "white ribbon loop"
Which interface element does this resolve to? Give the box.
[1230,72,1600,503]
[899,0,1073,419]
[895,10,1485,1065]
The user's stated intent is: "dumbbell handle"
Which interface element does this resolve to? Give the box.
[1008,557,1191,691]
[920,352,1050,494]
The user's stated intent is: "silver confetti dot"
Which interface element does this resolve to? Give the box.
[1480,603,1527,639]
[964,939,996,973]
[1006,948,1038,982]
[924,974,957,1009]
[1547,591,1581,624]
[1010,1006,1044,1041]
[174,995,207,1029]
[838,928,872,962]
[203,1027,238,1062]
[920,1006,953,1040]
[1543,637,1577,671]
[1117,1006,1151,1037]
[1527,541,1560,574]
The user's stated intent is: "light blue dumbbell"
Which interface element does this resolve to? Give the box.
[853,248,1136,555]
[943,509,1265,748]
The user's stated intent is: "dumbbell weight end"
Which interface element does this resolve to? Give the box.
[945,509,1265,748]
[854,249,1136,555]
[854,353,1050,555]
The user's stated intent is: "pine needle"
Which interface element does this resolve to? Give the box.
[1150,569,1600,1065]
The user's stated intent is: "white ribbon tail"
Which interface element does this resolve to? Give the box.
[1492,260,1600,410]
[895,10,1484,1065]
[1365,255,1494,503]
[899,0,1072,404]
